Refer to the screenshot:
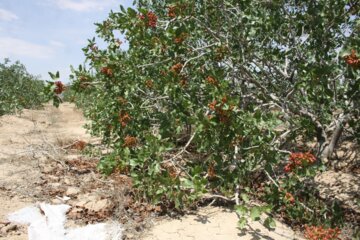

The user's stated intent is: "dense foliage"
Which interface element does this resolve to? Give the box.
[62,77,95,110]
[0,59,46,115]
[65,0,359,235]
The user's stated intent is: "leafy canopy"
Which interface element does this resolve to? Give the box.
[68,0,359,227]
[0,59,45,115]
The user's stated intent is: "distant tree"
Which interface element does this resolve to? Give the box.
[0,59,46,115]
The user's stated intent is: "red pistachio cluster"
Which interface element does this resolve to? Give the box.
[168,3,188,18]
[284,192,295,204]
[170,63,183,74]
[344,49,360,68]
[119,112,131,127]
[208,96,233,123]
[54,81,65,94]
[100,67,113,77]
[174,33,188,44]
[147,12,157,27]
[179,79,187,87]
[304,225,341,240]
[168,6,176,18]
[123,135,137,148]
[145,79,154,89]
[174,37,183,44]
[206,76,219,86]
[139,11,157,28]
[284,152,316,173]
[160,163,178,179]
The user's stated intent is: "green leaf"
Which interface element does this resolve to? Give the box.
[264,216,276,230]
[156,188,164,195]
[123,147,130,157]
[235,205,248,216]
[127,8,136,17]
[175,197,181,209]
[241,193,249,203]
[261,205,272,214]
[129,159,138,167]
[48,72,55,79]
[181,179,194,189]
[237,217,247,229]
[250,206,261,221]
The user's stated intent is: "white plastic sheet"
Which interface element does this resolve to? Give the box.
[8,203,122,240]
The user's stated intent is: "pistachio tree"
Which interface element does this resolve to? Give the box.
[68,0,359,227]
[0,59,45,115]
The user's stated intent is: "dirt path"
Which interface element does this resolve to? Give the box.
[0,103,92,239]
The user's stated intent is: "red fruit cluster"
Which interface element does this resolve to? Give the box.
[207,96,233,123]
[284,152,316,173]
[123,135,137,148]
[168,165,178,179]
[147,12,157,27]
[304,225,341,240]
[170,63,183,74]
[119,112,131,127]
[145,79,153,89]
[179,79,187,87]
[54,81,65,94]
[161,163,178,179]
[168,6,176,18]
[100,67,113,77]
[344,49,360,68]
[174,38,183,44]
[208,100,217,111]
[206,76,219,86]
[139,11,157,28]
[284,192,295,204]
[174,33,188,44]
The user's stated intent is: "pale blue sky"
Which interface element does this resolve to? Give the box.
[0,0,133,82]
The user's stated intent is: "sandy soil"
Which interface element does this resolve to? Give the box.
[315,171,360,214]
[142,206,303,240]
[0,103,92,239]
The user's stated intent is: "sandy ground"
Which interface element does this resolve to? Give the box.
[315,171,360,214]
[2,103,357,239]
[142,206,303,240]
[0,103,92,239]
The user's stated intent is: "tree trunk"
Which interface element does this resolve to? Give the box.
[319,115,348,163]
